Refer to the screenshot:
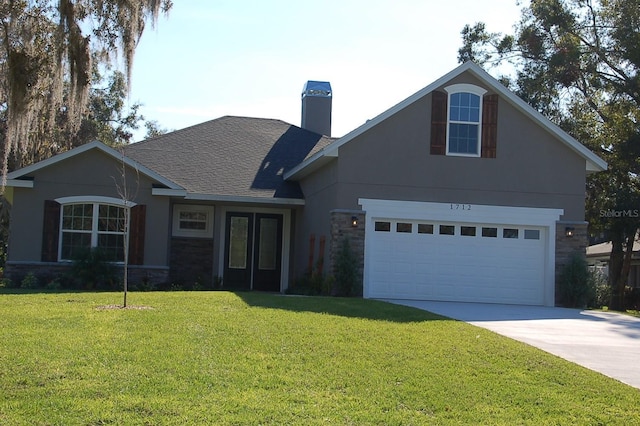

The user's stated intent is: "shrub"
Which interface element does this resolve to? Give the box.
[170,282,184,291]
[332,238,360,297]
[288,270,333,296]
[70,248,118,291]
[624,286,640,310]
[132,275,156,292]
[558,253,594,308]
[20,272,40,289]
[45,279,62,291]
[1,277,17,288]
[192,276,205,291]
[589,268,610,308]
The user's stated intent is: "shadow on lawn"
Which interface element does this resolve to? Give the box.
[236,292,447,323]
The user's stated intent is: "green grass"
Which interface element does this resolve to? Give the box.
[1,291,639,425]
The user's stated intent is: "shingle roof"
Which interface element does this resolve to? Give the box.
[124,116,335,200]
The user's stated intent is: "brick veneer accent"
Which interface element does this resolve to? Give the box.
[329,210,365,295]
[169,237,214,286]
[4,262,169,287]
[555,221,588,305]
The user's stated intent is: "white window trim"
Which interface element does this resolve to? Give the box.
[444,84,487,158]
[57,199,130,262]
[172,204,214,238]
[55,195,137,208]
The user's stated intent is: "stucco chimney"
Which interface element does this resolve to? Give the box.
[301,81,332,136]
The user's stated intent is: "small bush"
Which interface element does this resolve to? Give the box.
[287,271,333,296]
[1,277,17,288]
[333,238,360,297]
[558,253,594,308]
[624,286,640,310]
[170,282,184,291]
[20,272,40,289]
[134,276,156,292]
[589,269,610,308]
[45,279,62,291]
[192,276,205,291]
[70,248,118,291]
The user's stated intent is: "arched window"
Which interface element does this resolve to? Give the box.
[444,84,487,157]
[55,196,134,262]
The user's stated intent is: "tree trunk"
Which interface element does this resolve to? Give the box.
[608,235,625,310]
[620,233,635,310]
[609,232,636,311]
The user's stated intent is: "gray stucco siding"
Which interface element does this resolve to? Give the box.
[7,149,171,266]
[296,161,339,276]
[334,86,586,221]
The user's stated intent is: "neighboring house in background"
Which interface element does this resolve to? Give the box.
[4,62,607,306]
[587,240,640,289]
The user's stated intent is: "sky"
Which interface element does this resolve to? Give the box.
[128,0,524,141]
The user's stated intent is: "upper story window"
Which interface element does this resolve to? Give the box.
[430,83,497,158]
[60,202,127,262]
[444,84,487,157]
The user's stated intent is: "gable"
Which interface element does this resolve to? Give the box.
[284,61,607,181]
[6,140,182,192]
[305,77,590,220]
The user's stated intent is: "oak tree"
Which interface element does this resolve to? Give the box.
[1,0,172,180]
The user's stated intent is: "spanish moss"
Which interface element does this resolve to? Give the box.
[0,0,172,186]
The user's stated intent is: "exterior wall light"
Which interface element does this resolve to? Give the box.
[351,216,359,227]
[565,227,575,238]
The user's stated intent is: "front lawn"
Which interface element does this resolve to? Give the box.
[1,291,638,425]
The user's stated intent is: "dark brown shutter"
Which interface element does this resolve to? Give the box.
[128,204,146,265]
[481,94,498,158]
[430,91,448,155]
[42,200,61,262]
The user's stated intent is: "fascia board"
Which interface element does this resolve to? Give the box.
[151,188,188,197]
[284,154,336,181]
[5,179,34,188]
[185,193,305,206]
[149,188,305,206]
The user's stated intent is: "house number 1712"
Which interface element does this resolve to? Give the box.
[450,203,471,210]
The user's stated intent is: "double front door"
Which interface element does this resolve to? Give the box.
[223,212,283,291]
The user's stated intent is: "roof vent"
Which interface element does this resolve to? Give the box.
[301,81,332,136]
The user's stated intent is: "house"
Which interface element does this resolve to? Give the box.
[4,62,606,306]
[587,240,640,289]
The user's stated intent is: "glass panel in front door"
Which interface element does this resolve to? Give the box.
[258,217,278,270]
[229,216,249,269]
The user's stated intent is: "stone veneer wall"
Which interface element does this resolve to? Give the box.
[329,210,366,295]
[4,262,169,287]
[169,237,214,287]
[554,221,589,305]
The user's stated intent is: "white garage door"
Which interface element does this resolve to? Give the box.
[360,199,563,306]
[367,220,545,305]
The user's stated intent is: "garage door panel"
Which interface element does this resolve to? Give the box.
[367,220,546,305]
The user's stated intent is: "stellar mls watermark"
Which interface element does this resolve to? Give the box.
[600,209,640,218]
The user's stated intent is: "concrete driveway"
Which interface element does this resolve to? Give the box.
[384,300,640,390]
